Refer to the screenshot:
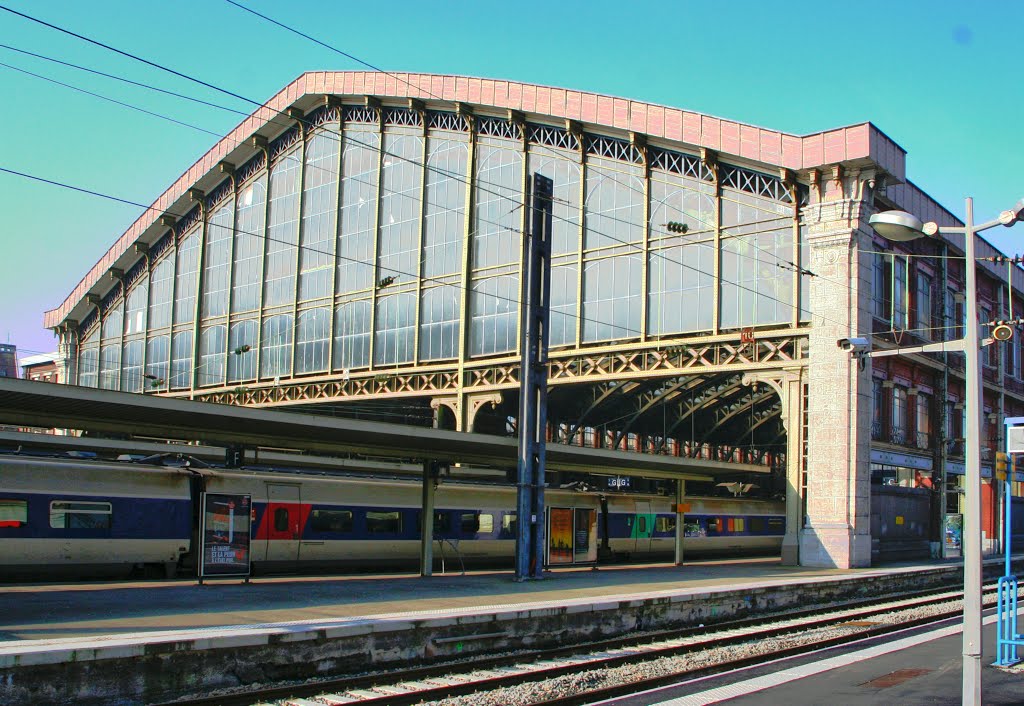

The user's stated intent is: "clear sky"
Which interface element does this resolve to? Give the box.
[1,0,1021,359]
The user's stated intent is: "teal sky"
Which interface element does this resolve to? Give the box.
[1,0,1021,358]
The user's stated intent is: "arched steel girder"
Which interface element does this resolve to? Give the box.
[610,377,709,447]
[696,387,780,444]
[653,376,748,451]
[562,379,645,442]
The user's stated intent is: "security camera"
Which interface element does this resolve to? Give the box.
[837,337,871,354]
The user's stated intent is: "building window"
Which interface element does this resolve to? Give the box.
[916,393,931,450]
[874,251,891,321]
[916,272,932,339]
[891,386,908,445]
[893,256,908,329]
[872,378,885,441]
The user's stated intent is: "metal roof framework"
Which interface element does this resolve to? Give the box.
[0,377,769,481]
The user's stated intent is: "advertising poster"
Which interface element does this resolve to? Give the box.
[574,508,597,563]
[943,513,963,558]
[548,507,574,564]
[200,493,252,577]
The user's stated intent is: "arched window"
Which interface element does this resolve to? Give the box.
[264,151,301,308]
[295,308,330,374]
[148,256,174,330]
[260,314,293,378]
[201,199,234,318]
[198,325,226,387]
[227,320,257,383]
[419,286,459,361]
[332,299,370,371]
[299,129,339,302]
[232,177,267,314]
[174,229,200,326]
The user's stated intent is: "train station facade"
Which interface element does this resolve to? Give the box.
[43,72,1024,569]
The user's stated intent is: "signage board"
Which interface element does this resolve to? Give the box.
[1008,425,1024,454]
[943,513,963,558]
[199,492,252,578]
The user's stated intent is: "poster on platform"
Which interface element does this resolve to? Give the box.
[548,507,574,564]
[199,492,252,577]
[943,513,963,558]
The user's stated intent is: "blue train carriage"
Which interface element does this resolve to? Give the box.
[0,455,193,579]
[602,494,785,560]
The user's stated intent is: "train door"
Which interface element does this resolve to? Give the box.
[633,501,653,555]
[264,483,301,567]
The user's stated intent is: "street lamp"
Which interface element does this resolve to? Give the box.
[869,197,1024,706]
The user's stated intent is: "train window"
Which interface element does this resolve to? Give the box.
[655,516,675,533]
[0,499,27,527]
[707,517,721,534]
[433,512,451,534]
[683,521,704,537]
[310,509,352,533]
[49,501,111,529]
[460,513,480,533]
[274,507,289,532]
[502,513,517,536]
[768,518,785,534]
[478,513,494,533]
[749,517,765,533]
[367,510,401,534]
[734,518,745,533]
[638,516,647,533]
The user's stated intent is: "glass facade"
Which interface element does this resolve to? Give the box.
[74,106,807,390]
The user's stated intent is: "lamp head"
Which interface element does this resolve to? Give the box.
[999,199,1024,226]
[868,210,926,242]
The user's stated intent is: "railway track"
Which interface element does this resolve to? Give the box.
[165,583,1011,706]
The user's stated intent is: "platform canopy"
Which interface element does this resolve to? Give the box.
[0,377,771,480]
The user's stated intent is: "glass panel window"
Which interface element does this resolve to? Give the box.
[423,137,468,278]
[337,130,379,295]
[872,378,884,440]
[377,132,423,284]
[124,279,148,336]
[295,308,330,374]
[528,149,581,256]
[0,499,28,527]
[582,255,641,342]
[174,229,200,325]
[50,500,111,529]
[264,150,301,307]
[470,275,518,355]
[78,328,99,388]
[549,264,578,346]
[148,256,174,330]
[260,314,293,378]
[649,242,714,335]
[478,513,494,533]
[374,291,416,365]
[720,224,793,329]
[333,299,371,370]
[419,286,459,361]
[101,305,122,343]
[299,128,339,301]
[170,331,193,390]
[309,509,352,533]
[227,319,258,383]
[366,510,401,534]
[120,339,143,392]
[232,177,267,313]
[198,325,226,387]
[145,335,169,390]
[584,158,643,250]
[99,344,120,390]
[202,200,234,318]
[473,140,522,269]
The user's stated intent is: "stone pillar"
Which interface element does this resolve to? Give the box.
[800,170,875,568]
[56,325,78,386]
[743,368,805,565]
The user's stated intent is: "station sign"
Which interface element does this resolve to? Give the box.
[199,492,252,579]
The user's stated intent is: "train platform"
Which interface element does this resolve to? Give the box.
[613,607,1023,705]
[0,556,1016,705]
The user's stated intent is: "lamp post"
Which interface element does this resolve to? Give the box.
[869,197,1024,706]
